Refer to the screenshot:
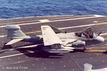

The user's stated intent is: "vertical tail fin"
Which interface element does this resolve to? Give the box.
[5,25,28,39]
[84,63,92,71]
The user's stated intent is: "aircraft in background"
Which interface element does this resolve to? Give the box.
[75,27,104,42]
[84,63,107,71]
[4,25,104,53]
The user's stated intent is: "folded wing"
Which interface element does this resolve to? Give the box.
[41,25,62,46]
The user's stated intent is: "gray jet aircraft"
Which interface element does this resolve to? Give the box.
[4,25,104,53]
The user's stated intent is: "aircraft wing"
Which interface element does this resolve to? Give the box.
[66,32,78,42]
[41,25,62,46]
[5,39,23,45]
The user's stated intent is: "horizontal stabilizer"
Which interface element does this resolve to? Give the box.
[6,39,23,45]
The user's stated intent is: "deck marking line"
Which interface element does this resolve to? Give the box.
[0,16,103,28]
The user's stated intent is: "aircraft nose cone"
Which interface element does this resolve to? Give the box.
[95,36,104,42]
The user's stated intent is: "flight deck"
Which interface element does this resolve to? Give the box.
[0,15,107,71]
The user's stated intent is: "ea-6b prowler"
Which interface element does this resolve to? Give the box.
[4,25,104,53]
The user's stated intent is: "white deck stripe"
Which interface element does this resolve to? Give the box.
[0,16,102,28]
[59,22,107,29]
[0,35,6,38]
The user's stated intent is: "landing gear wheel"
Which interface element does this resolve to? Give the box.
[83,46,86,52]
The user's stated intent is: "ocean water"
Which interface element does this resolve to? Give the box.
[0,0,107,18]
